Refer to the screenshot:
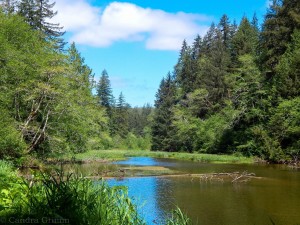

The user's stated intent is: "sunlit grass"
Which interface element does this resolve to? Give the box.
[52,149,254,164]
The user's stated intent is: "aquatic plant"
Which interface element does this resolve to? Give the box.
[166,207,192,225]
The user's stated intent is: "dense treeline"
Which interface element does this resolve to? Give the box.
[0,0,152,161]
[96,70,152,150]
[151,0,300,163]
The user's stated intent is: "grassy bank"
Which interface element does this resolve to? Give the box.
[50,150,254,164]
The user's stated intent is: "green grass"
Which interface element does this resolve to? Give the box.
[0,169,145,225]
[0,164,192,225]
[51,149,254,164]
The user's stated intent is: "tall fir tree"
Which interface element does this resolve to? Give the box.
[151,73,177,151]
[259,0,300,78]
[18,0,65,49]
[96,70,114,108]
[232,17,259,59]
[67,42,94,95]
[175,40,195,95]
[218,14,231,50]
[114,92,129,137]
[18,0,36,27]
[199,27,230,111]
[191,35,202,60]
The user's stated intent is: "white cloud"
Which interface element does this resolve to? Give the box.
[53,1,212,50]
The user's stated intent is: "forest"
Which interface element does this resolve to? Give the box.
[0,0,300,165]
[151,0,300,163]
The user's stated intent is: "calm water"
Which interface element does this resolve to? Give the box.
[70,157,300,225]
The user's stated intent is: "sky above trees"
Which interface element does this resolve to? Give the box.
[52,0,269,106]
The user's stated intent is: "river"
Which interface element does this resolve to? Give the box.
[65,157,300,225]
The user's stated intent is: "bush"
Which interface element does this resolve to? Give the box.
[0,109,26,159]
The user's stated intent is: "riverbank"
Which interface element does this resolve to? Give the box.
[47,149,254,164]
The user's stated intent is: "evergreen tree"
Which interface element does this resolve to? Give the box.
[218,14,231,49]
[128,104,152,137]
[67,42,94,94]
[114,92,129,137]
[251,13,260,32]
[199,28,230,111]
[18,0,65,49]
[175,40,195,95]
[151,73,177,151]
[96,70,114,108]
[191,35,202,60]
[259,0,284,77]
[18,0,36,27]
[232,17,259,59]
[202,23,217,54]
[259,0,300,78]
[275,30,300,98]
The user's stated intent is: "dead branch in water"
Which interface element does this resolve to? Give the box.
[192,171,256,183]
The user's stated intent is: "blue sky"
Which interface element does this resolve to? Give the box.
[53,0,269,107]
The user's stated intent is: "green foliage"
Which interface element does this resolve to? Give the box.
[260,0,300,76]
[152,3,300,163]
[0,170,145,225]
[151,74,177,151]
[275,29,300,98]
[128,104,152,137]
[268,98,300,161]
[0,11,108,157]
[0,108,26,158]
[0,160,16,180]
[17,0,65,49]
[0,166,194,224]
[0,160,25,214]
[165,207,192,225]
[96,69,114,108]
[113,92,130,137]
[231,17,259,60]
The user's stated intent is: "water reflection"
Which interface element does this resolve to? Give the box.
[113,157,177,168]
[108,177,174,225]
[108,157,300,225]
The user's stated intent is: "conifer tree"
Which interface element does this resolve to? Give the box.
[191,35,202,60]
[275,30,300,98]
[18,0,65,49]
[199,28,230,110]
[218,14,231,49]
[202,23,217,54]
[67,42,93,94]
[96,70,114,108]
[18,0,36,26]
[232,17,259,58]
[114,92,129,137]
[175,40,195,95]
[151,73,177,151]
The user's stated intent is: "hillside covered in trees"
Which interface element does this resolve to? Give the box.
[0,0,152,162]
[151,0,300,163]
[0,0,299,164]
